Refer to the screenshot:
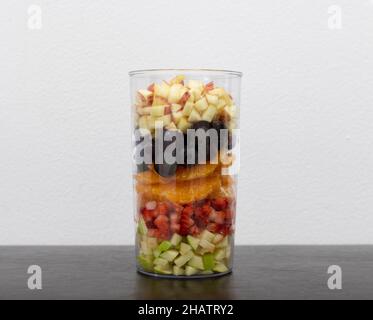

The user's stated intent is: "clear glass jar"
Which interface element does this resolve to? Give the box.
[129,69,242,278]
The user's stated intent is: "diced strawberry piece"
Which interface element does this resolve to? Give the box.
[180,206,195,236]
[170,223,180,234]
[225,209,234,223]
[154,215,169,230]
[189,225,200,236]
[207,223,219,233]
[215,211,226,225]
[157,202,169,215]
[219,224,232,236]
[148,228,161,238]
[202,204,212,215]
[141,209,154,222]
[211,197,228,211]
[170,213,179,224]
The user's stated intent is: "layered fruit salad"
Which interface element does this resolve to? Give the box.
[133,75,238,277]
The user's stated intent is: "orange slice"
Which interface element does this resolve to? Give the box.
[135,163,219,185]
[136,174,221,204]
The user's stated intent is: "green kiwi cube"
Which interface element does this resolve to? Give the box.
[157,241,172,253]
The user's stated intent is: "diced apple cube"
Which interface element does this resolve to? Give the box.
[174,251,193,267]
[208,88,226,97]
[213,262,229,273]
[200,230,215,243]
[202,105,217,122]
[173,266,185,276]
[138,89,153,101]
[188,109,202,123]
[177,117,191,132]
[206,94,219,105]
[153,258,169,268]
[187,235,200,250]
[217,98,226,110]
[180,243,192,255]
[199,239,215,252]
[154,266,172,275]
[160,249,179,262]
[185,265,198,276]
[188,255,204,270]
[216,236,228,248]
[172,111,183,124]
[182,101,194,116]
[171,103,182,113]
[151,105,166,117]
[213,248,226,261]
[187,80,204,90]
[195,98,208,113]
[154,82,170,99]
[137,106,152,116]
[212,234,224,244]
[147,237,158,249]
[154,115,172,128]
[168,84,184,103]
[170,233,183,247]
[140,241,152,256]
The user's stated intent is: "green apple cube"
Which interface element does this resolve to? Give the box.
[187,235,200,251]
[199,239,215,252]
[216,236,228,248]
[147,237,158,249]
[185,266,198,276]
[180,243,192,255]
[154,266,172,275]
[157,241,172,253]
[173,266,185,276]
[153,258,169,268]
[213,262,229,273]
[188,255,204,270]
[225,245,231,259]
[137,216,148,235]
[213,248,226,261]
[200,230,215,242]
[202,254,215,270]
[140,241,152,256]
[170,233,182,247]
[212,234,224,244]
[137,255,153,271]
[174,251,193,267]
[160,249,179,262]
[153,248,161,258]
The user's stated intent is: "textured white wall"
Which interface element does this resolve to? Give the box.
[1,0,372,245]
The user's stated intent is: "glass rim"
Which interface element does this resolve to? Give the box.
[129,68,243,77]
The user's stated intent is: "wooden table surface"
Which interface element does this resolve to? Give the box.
[0,246,372,300]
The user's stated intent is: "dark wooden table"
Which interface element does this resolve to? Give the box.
[0,246,372,300]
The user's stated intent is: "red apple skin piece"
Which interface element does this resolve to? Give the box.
[179,92,191,107]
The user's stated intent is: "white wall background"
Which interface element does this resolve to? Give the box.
[1,0,372,245]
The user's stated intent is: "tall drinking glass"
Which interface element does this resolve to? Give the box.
[130,69,241,278]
